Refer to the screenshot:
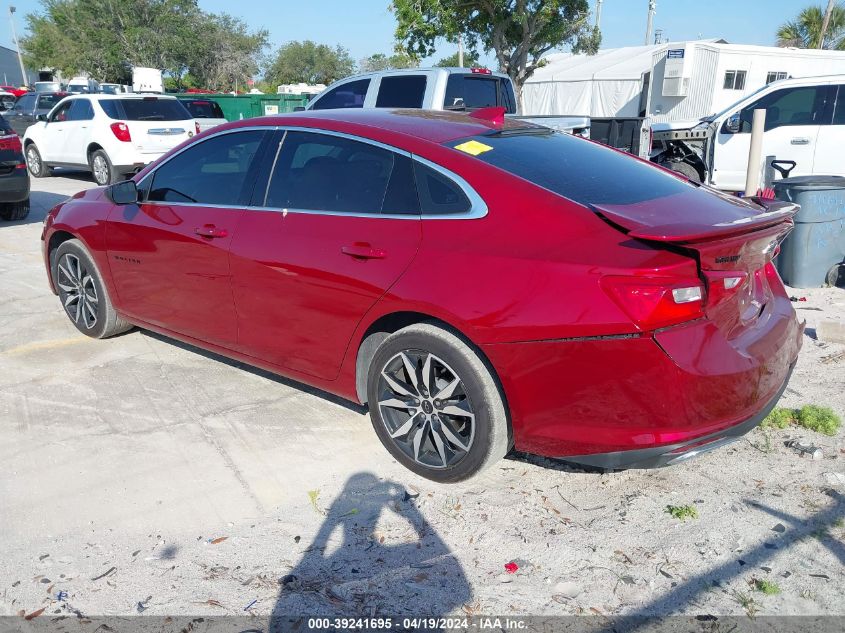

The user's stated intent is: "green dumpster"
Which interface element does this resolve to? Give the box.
[199,93,308,122]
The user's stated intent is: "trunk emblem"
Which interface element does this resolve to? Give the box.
[715,255,741,264]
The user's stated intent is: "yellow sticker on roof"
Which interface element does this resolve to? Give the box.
[454,140,493,156]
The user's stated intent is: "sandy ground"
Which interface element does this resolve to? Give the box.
[0,174,843,621]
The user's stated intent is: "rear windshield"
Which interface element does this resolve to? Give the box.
[181,100,225,119]
[99,98,191,121]
[444,75,516,113]
[446,131,692,206]
[37,94,65,109]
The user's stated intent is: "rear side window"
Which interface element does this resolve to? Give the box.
[833,85,845,125]
[99,98,192,121]
[311,79,370,110]
[15,94,36,111]
[413,162,470,215]
[265,130,419,215]
[147,130,266,205]
[37,94,64,109]
[182,100,225,119]
[447,131,693,207]
[68,99,94,121]
[444,75,515,113]
[375,75,427,108]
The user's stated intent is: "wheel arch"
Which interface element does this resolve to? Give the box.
[354,311,511,445]
[86,142,104,161]
[46,230,78,293]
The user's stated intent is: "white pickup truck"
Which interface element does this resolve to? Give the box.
[305,67,591,137]
[651,74,845,191]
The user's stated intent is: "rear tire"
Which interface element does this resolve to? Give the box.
[52,239,132,338]
[366,323,510,482]
[0,199,29,221]
[90,149,118,186]
[25,144,50,178]
[669,161,702,182]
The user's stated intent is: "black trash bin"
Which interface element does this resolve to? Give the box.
[773,176,845,288]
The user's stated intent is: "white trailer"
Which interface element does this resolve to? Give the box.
[132,67,163,94]
[648,41,845,123]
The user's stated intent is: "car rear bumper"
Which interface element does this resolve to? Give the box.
[0,166,30,202]
[482,293,804,465]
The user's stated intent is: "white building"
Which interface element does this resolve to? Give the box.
[523,40,845,122]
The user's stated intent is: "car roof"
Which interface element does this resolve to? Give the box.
[222,108,536,145]
[66,93,178,100]
[333,66,510,83]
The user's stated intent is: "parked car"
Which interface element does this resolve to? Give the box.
[99,83,131,95]
[34,81,63,93]
[24,94,198,186]
[651,75,845,190]
[307,67,591,136]
[0,90,16,111]
[41,109,803,482]
[0,113,30,221]
[176,97,228,132]
[5,92,68,136]
[67,76,100,94]
[0,85,29,98]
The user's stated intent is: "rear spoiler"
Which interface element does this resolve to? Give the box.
[594,199,798,244]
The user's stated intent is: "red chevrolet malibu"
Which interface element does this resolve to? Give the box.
[41,108,803,482]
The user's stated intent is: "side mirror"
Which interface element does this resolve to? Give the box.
[107,179,138,204]
[725,113,741,133]
[36,114,48,122]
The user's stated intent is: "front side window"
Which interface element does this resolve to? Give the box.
[146,130,266,205]
[311,79,370,110]
[264,130,418,215]
[49,101,73,123]
[723,70,747,90]
[67,99,94,121]
[375,75,427,108]
[738,86,831,132]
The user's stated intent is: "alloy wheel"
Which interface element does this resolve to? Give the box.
[377,350,476,469]
[26,147,40,174]
[56,253,99,329]
[92,155,109,185]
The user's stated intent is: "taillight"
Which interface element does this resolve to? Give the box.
[601,276,706,330]
[0,133,22,152]
[703,270,748,308]
[110,122,131,142]
[195,121,201,136]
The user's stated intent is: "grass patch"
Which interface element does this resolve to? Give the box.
[665,504,698,521]
[760,405,841,436]
[732,589,759,617]
[754,579,781,595]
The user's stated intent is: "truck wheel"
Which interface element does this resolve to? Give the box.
[90,150,118,186]
[367,323,510,483]
[669,161,702,183]
[0,199,30,221]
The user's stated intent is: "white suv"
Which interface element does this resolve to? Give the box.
[23,94,198,186]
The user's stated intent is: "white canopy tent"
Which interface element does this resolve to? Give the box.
[522,42,720,118]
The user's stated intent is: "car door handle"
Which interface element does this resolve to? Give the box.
[341,244,386,259]
[195,225,228,238]
[791,137,810,145]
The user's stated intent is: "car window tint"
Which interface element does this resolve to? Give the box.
[444,75,500,110]
[375,75,427,108]
[740,86,830,131]
[265,131,418,215]
[49,101,72,123]
[99,98,192,121]
[412,162,471,215]
[311,79,369,110]
[182,100,225,119]
[68,99,94,121]
[832,85,845,125]
[36,94,63,109]
[15,94,35,111]
[147,130,266,205]
[446,130,695,207]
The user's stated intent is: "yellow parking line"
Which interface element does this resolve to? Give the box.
[3,337,88,356]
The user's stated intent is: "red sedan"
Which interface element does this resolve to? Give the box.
[41,108,803,482]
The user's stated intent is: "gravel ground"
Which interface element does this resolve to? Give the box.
[1,174,843,621]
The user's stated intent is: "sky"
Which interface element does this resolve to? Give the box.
[0,0,808,68]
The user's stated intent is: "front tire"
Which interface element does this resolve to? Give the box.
[0,199,29,221]
[52,239,132,338]
[25,144,50,178]
[90,149,118,186]
[367,323,510,482]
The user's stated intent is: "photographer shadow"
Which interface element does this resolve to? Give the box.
[271,472,470,628]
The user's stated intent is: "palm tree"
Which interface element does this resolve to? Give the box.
[777,4,845,50]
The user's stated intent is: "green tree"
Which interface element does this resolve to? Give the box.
[391,0,600,105]
[265,41,355,86]
[777,4,845,50]
[435,50,481,68]
[188,13,269,91]
[359,52,418,73]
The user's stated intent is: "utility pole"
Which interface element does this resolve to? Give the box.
[595,0,603,29]
[645,0,656,46]
[818,0,836,48]
[8,6,27,87]
[458,33,464,68]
